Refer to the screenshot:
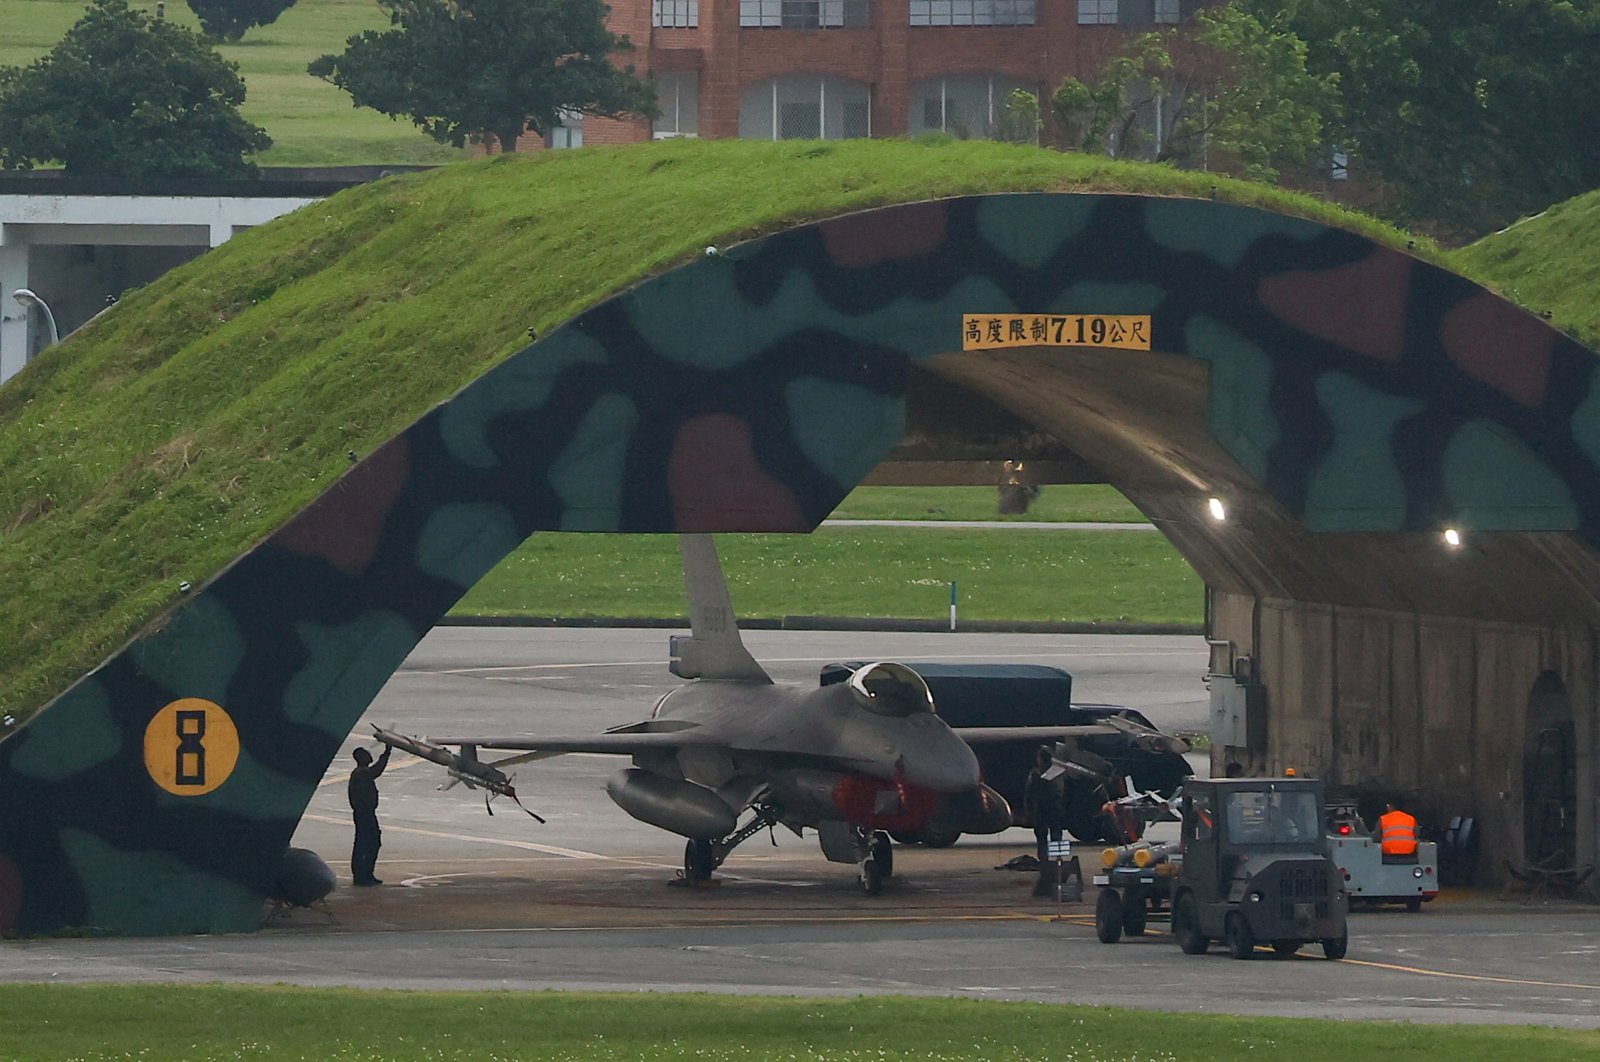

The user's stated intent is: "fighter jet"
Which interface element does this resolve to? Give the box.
[375,534,1181,894]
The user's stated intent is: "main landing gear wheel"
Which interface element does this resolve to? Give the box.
[683,839,716,883]
[1322,924,1349,960]
[871,831,893,878]
[1174,893,1209,955]
[859,856,884,896]
[918,827,960,848]
[1225,912,1256,960]
[1095,889,1124,944]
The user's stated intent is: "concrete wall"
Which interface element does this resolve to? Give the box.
[0,192,317,382]
[1210,589,1597,882]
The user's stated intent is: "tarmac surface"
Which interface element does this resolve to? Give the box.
[5,629,1599,1028]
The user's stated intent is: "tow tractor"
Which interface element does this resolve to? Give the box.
[1092,777,1349,959]
[1327,802,1439,911]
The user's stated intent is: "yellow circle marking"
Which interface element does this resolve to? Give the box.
[143,698,240,796]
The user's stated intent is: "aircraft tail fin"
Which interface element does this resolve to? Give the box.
[670,534,772,683]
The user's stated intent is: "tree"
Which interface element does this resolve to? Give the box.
[0,0,270,177]
[1050,6,1338,183]
[309,0,658,154]
[1248,0,1600,235]
[187,0,298,42]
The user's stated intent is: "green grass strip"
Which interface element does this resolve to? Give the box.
[1,984,1596,1060]
[829,485,1144,523]
[453,529,1201,626]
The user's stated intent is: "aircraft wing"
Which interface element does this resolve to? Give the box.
[953,720,1191,756]
[422,730,727,755]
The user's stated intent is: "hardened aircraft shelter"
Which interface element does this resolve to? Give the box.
[1,153,1596,934]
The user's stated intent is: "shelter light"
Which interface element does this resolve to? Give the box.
[1207,497,1227,522]
[1443,528,1462,549]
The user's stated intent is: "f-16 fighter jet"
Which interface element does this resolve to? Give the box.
[376,534,1178,894]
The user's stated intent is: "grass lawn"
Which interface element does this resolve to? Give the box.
[828,484,1143,523]
[0,0,467,165]
[2,984,1597,1061]
[454,529,1199,625]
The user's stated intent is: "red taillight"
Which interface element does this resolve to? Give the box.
[1337,824,1352,835]
[1425,866,1434,875]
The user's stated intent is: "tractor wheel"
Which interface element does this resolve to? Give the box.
[1123,893,1149,937]
[1322,923,1349,960]
[1174,893,1209,955]
[1404,897,1423,913]
[1095,889,1124,944]
[1271,940,1301,958]
[1225,912,1256,960]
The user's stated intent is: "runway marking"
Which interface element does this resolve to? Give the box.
[425,649,1196,677]
[300,813,608,858]
[1340,957,1600,992]
[297,814,811,886]
[443,913,1093,933]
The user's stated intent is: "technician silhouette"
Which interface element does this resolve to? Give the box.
[348,744,393,886]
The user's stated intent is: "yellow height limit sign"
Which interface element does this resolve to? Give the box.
[962,314,1152,352]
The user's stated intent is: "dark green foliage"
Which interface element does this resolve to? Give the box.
[309,0,658,153]
[1049,6,1337,183]
[1247,0,1600,236]
[186,0,298,41]
[0,0,270,176]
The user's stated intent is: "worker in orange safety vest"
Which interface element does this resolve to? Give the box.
[1378,802,1418,857]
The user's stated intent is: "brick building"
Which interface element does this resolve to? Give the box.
[517,0,1206,150]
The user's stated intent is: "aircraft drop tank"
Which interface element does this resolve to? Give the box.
[606,767,739,839]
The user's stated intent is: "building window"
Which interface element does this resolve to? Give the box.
[654,72,700,138]
[910,75,1036,139]
[653,0,699,26]
[739,76,871,139]
[740,0,869,28]
[549,110,583,149]
[909,0,1034,25]
[1153,0,1178,22]
[1077,0,1116,24]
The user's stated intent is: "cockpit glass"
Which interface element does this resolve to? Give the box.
[847,662,935,717]
[1225,789,1320,845]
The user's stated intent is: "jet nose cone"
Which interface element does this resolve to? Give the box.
[901,735,981,793]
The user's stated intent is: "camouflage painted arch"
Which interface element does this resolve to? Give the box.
[2,192,1596,935]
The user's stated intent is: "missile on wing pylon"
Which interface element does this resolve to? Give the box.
[371,726,545,821]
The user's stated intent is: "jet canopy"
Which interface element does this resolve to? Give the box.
[847,662,936,717]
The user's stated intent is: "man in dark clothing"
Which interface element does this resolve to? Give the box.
[1023,744,1067,862]
[348,744,392,886]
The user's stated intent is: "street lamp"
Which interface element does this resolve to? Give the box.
[12,288,60,349]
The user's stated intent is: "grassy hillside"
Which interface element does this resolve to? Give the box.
[0,0,466,164]
[0,138,1430,721]
[1452,188,1600,351]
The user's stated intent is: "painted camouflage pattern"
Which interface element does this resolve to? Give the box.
[1,193,1596,935]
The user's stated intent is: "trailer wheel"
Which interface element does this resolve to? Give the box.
[1123,893,1148,937]
[1174,892,1208,955]
[1095,889,1124,944]
[1404,897,1423,913]
[1225,912,1256,959]
[1322,923,1348,960]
